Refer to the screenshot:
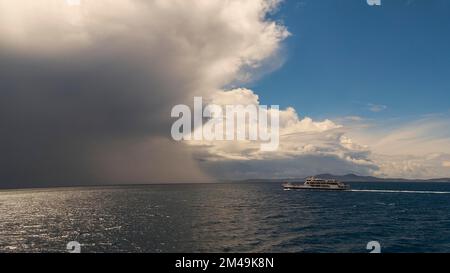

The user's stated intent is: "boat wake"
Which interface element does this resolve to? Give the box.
[350,189,450,194]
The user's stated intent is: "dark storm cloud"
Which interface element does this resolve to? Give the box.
[0,0,287,188]
[0,47,203,187]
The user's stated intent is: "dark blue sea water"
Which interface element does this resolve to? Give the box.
[1,182,450,253]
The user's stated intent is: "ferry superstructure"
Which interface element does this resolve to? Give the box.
[283,177,350,191]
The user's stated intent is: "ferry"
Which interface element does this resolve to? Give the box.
[283,177,350,191]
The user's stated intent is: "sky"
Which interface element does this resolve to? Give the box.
[254,0,450,120]
[252,0,450,178]
[0,0,450,188]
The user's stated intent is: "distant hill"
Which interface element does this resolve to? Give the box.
[240,173,450,183]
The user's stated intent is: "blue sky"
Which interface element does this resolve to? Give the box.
[251,0,450,121]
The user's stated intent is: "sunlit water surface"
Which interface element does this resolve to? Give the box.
[1,182,450,253]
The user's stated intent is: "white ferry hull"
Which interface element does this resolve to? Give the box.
[283,185,349,191]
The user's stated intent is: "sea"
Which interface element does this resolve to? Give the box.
[1,182,450,253]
